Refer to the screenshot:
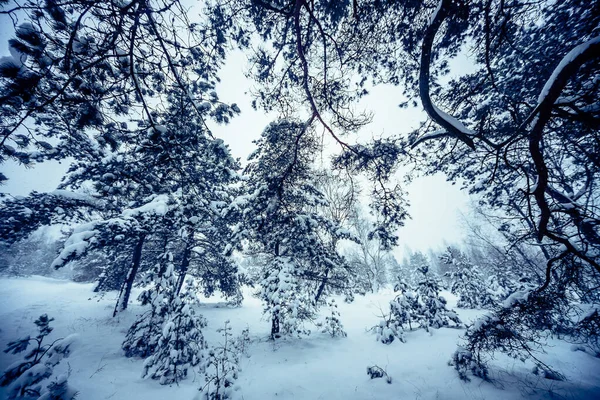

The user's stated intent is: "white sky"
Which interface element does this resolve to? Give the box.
[0,13,471,259]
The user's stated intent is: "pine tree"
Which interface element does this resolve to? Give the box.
[321,299,347,338]
[376,280,417,344]
[199,321,240,400]
[1,0,241,314]
[45,88,241,316]
[122,252,178,358]
[416,265,462,331]
[258,257,313,339]
[1,0,238,180]
[229,119,351,339]
[142,296,207,385]
[378,265,462,343]
[0,315,77,400]
[441,248,494,309]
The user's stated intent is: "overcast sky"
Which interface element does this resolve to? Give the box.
[0,15,471,259]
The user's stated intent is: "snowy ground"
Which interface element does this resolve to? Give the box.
[0,276,599,400]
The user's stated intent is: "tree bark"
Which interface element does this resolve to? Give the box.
[271,312,280,339]
[314,268,330,304]
[175,242,192,295]
[113,234,146,317]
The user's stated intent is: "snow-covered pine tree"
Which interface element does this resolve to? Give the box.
[441,247,494,309]
[122,251,178,358]
[258,257,312,338]
[228,119,352,339]
[0,315,77,400]
[321,299,347,338]
[376,280,418,344]
[415,265,462,331]
[1,0,236,182]
[378,263,462,343]
[48,87,241,316]
[125,250,208,385]
[142,294,207,385]
[1,0,241,315]
[199,321,240,400]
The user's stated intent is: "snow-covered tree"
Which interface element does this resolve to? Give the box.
[320,299,347,338]
[122,251,178,358]
[441,247,493,309]
[378,264,461,343]
[229,119,352,338]
[376,280,418,344]
[43,87,241,316]
[1,0,237,181]
[199,321,240,400]
[258,257,313,338]
[0,315,77,400]
[1,0,242,315]
[142,295,207,385]
[416,265,462,331]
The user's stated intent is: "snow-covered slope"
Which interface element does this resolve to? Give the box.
[0,276,598,399]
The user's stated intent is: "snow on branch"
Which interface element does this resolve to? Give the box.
[122,194,170,217]
[419,0,475,149]
[411,129,448,148]
[51,222,99,269]
[537,36,600,105]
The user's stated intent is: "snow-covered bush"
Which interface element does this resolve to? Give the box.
[448,346,489,382]
[199,321,240,400]
[233,327,251,357]
[376,281,416,343]
[366,365,392,384]
[0,314,78,400]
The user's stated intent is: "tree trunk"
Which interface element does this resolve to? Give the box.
[271,240,281,339]
[113,234,146,317]
[271,311,280,339]
[314,268,330,304]
[175,242,192,295]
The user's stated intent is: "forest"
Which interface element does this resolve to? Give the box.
[0,0,599,399]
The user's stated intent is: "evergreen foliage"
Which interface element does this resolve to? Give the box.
[441,248,494,309]
[142,297,207,385]
[199,321,240,400]
[378,266,461,344]
[320,299,347,338]
[122,252,179,358]
[0,315,77,400]
[229,120,352,338]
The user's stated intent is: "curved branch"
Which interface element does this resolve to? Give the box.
[528,36,600,240]
[419,0,475,149]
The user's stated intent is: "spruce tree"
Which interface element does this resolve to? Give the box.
[416,265,462,331]
[441,248,494,309]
